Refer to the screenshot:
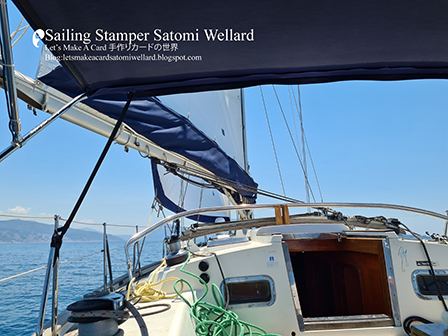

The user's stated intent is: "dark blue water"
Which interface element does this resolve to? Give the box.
[0,241,162,336]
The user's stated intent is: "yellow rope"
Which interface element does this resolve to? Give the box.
[127,260,183,303]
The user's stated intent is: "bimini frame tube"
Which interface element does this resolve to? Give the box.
[125,202,448,280]
[0,0,21,143]
[0,92,87,162]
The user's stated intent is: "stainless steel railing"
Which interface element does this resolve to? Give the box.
[124,202,448,280]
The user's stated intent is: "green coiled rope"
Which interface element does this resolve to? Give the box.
[173,252,281,336]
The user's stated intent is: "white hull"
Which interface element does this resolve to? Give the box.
[35,211,448,336]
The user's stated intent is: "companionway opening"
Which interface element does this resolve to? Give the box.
[284,236,395,330]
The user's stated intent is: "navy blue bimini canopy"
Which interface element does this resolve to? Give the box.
[12,0,448,97]
[86,93,258,204]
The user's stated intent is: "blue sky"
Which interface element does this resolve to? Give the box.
[0,3,447,237]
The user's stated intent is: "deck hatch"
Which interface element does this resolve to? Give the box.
[221,275,275,309]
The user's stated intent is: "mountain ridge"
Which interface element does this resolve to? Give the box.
[0,219,123,243]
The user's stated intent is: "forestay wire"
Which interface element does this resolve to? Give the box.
[271,85,317,202]
[291,86,324,203]
[288,86,310,203]
[260,86,286,196]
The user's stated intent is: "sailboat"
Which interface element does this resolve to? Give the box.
[1,0,448,335]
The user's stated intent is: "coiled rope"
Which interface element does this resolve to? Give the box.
[174,252,281,336]
[126,260,184,302]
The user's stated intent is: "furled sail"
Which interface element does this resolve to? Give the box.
[36,48,255,221]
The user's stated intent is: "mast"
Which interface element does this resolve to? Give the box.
[239,88,252,219]
[240,88,249,173]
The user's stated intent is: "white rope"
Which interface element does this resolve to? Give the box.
[0,265,47,283]
[0,248,115,283]
[11,26,29,48]
[0,213,54,219]
[65,219,142,228]
[0,245,153,284]
[0,213,145,228]
[10,17,30,48]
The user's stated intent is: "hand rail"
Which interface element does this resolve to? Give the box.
[124,202,448,280]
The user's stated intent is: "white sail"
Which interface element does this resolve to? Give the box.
[154,90,247,221]
[159,89,246,168]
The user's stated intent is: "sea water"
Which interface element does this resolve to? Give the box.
[0,241,162,336]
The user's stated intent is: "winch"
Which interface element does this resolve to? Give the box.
[67,290,126,336]
[164,219,188,266]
